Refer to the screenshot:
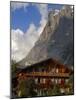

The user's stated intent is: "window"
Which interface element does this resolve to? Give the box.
[58,79,61,84]
[35,78,38,84]
[55,79,58,84]
[65,79,69,83]
[56,68,59,73]
[43,78,46,84]
[51,78,54,83]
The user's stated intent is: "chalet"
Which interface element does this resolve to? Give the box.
[12,58,73,96]
[15,58,73,96]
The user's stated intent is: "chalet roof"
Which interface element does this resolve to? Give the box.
[17,58,70,71]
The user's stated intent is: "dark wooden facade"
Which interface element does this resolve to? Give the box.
[17,58,72,90]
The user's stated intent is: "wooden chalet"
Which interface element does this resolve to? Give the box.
[11,58,73,97]
[15,58,73,95]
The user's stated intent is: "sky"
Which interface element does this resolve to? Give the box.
[11,2,63,62]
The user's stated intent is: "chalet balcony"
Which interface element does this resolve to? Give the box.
[23,71,70,78]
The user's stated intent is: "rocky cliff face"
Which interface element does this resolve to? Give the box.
[19,5,74,67]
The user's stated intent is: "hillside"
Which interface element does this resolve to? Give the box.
[18,5,74,68]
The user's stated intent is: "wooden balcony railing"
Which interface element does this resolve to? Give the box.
[23,72,69,78]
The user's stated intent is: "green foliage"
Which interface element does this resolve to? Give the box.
[18,79,28,97]
[67,74,74,94]
[17,78,37,97]
[47,85,60,96]
[11,60,17,75]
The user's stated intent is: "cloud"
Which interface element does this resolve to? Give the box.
[11,3,48,62]
[11,24,39,61]
[11,22,46,62]
[11,2,29,11]
[36,4,48,19]
[36,4,48,26]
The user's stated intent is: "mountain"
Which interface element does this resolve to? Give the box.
[18,5,74,68]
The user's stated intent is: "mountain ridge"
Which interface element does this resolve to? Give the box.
[18,5,74,68]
